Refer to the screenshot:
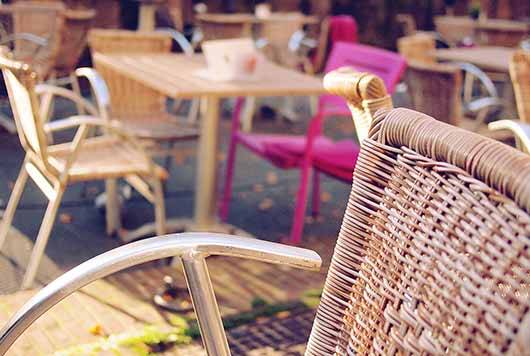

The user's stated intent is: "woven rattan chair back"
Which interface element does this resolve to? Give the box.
[0,50,48,164]
[11,1,65,80]
[405,60,462,126]
[88,29,171,117]
[306,71,530,355]
[397,34,436,65]
[510,50,530,124]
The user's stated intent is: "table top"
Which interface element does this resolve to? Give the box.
[196,12,318,25]
[434,46,515,72]
[93,53,325,99]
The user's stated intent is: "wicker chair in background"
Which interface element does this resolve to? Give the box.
[2,69,530,355]
[489,50,530,153]
[0,51,167,289]
[404,60,506,137]
[434,15,475,46]
[397,33,436,65]
[8,1,65,81]
[87,29,199,171]
[0,2,64,133]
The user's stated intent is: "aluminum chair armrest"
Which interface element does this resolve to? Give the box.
[489,119,530,153]
[35,84,99,118]
[0,233,321,355]
[74,67,111,120]
[43,115,114,133]
[156,27,194,56]
[0,33,48,47]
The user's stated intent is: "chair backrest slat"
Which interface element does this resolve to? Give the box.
[510,50,530,124]
[88,29,171,117]
[307,70,530,355]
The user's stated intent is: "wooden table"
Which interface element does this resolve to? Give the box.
[196,12,318,41]
[434,46,515,73]
[93,53,325,235]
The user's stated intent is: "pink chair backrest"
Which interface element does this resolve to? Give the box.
[329,15,358,44]
[319,42,406,116]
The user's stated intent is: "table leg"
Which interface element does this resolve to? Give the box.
[194,95,220,229]
[138,4,156,31]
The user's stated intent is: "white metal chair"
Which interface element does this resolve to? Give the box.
[0,50,167,289]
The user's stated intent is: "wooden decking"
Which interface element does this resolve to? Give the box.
[0,235,334,355]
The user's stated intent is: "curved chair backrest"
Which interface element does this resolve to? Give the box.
[510,50,530,124]
[307,71,530,355]
[404,60,462,126]
[0,50,49,164]
[318,42,404,119]
[397,34,436,65]
[11,1,65,80]
[88,29,172,117]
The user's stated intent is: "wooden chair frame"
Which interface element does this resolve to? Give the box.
[0,51,166,289]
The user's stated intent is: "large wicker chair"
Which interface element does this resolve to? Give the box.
[1,70,530,355]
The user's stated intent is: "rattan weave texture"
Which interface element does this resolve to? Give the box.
[306,107,530,355]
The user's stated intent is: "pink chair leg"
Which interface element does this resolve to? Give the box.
[311,170,320,217]
[219,98,244,221]
[289,163,312,245]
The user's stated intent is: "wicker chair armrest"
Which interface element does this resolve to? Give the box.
[0,233,321,355]
[489,119,530,153]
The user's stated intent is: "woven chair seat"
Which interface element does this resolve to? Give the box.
[114,111,199,141]
[48,135,167,182]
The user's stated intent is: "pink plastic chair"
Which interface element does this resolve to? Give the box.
[220,42,406,245]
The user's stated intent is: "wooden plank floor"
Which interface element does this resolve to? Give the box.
[0,235,335,355]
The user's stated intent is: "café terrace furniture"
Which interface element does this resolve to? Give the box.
[434,15,475,46]
[0,2,64,133]
[220,42,403,245]
[92,51,325,238]
[475,18,530,47]
[434,46,514,73]
[397,33,436,65]
[488,50,530,153]
[434,15,530,47]
[2,71,530,355]
[404,60,505,137]
[87,29,199,173]
[0,52,167,289]
[510,50,530,123]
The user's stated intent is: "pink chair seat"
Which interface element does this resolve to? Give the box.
[237,133,360,181]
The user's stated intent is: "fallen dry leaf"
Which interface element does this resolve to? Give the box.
[320,192,332,203]
[258,198,274,211]
[265,171,278,185]
[88,324,105,336]
[253,184,264,193]
[7,181,14,190]
[276,311,291,319]
[59,213,73,224]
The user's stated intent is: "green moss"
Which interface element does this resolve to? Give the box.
[54,325,191,356]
